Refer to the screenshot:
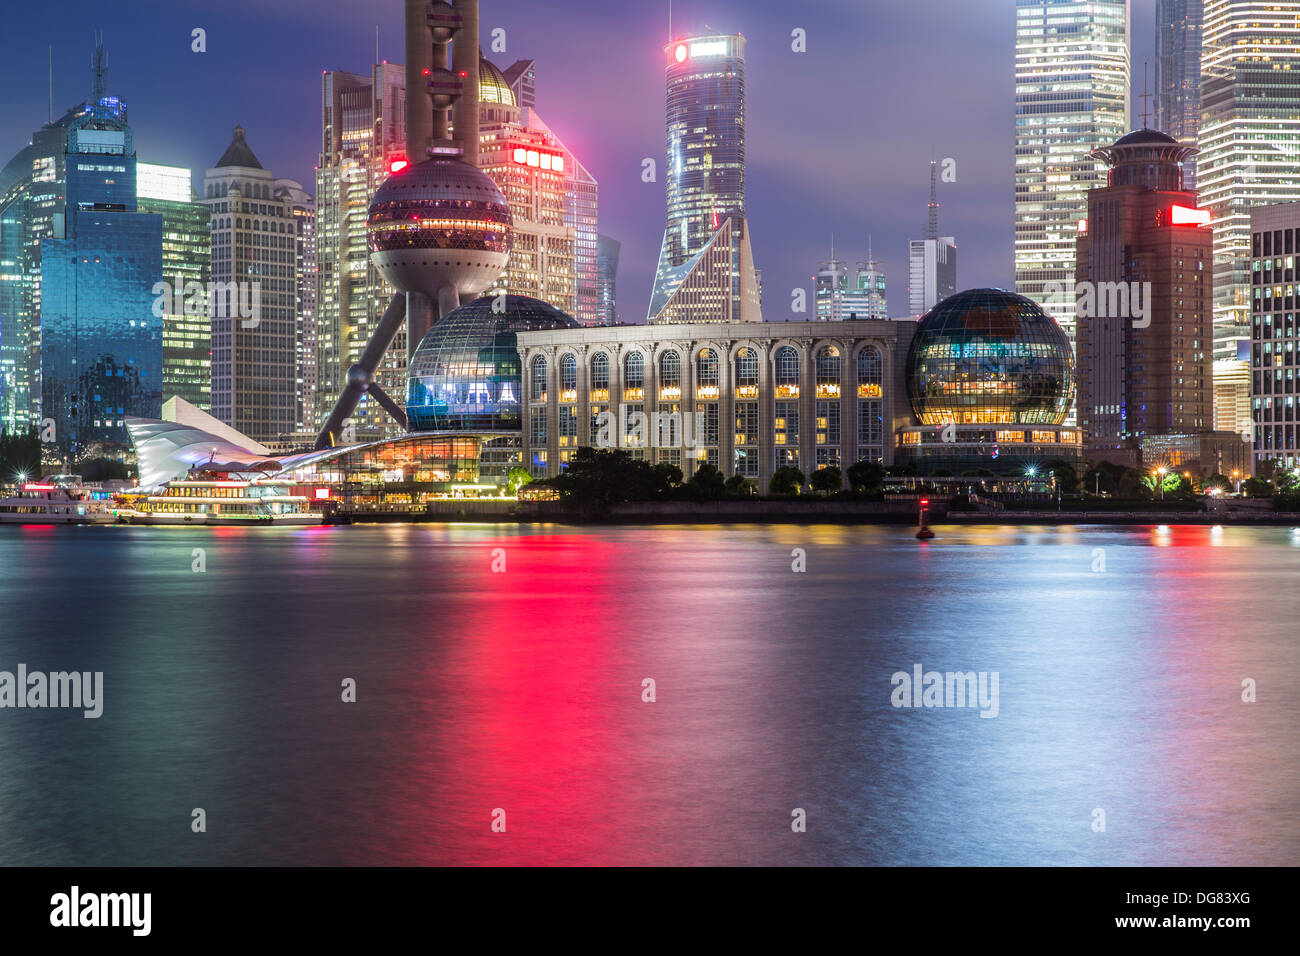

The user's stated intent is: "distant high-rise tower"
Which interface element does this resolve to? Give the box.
[648,33,762,324]
[595,234,620,326]
[1015,0,1130,343]
[1199,0,1300,370]
[1155,0,1202,190]
[315,63,407,441]
[1075,129,1212,463]
[909,163,957,315]
[816,240,888,321]
[279,181,316,435]
[138,163,210,411]
[203,126,298,446]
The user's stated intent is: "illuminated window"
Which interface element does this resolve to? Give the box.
[530,355,547,402]
[816,345,841,397]
[857,346,882,398]
[735,346,758,397]
[775,346,800,398]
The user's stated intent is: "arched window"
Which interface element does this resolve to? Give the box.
[735,347,759,395]
[857,346,882,398]
[696,348,719,386]
[774,346,800,397]
[816,345,841,397]
[531,356,548,401]
[624,352,644,393]
[560,353,577,391]
[590,352,609,391]
[658,350,681,399]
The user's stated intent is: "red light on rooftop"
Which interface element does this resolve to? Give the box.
[389,158,409,173]
[674,43,688,63]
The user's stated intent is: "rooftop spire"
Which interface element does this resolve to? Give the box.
[91,32,107,100]
[927,160,939,241]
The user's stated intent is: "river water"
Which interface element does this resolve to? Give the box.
[0,522,1296,865]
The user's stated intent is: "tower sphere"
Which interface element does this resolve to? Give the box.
[368,157,512,299]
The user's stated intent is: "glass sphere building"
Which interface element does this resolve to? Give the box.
[406,294,580,432]
[906,288,1075,426]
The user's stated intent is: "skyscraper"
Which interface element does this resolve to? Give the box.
[1199,0,1300,371]
[1075,129,1212,464]
[1249,202,1300,473]
[909,162,957,316]
[138,162,210,412]
[203,126,299,446]
[595,234,620,326]
[315,63,407,442]
[280,181,316,434]
[0,43,162,458]
[1155,0,1203,190]
[815,241,887,321]
[1015,0,1130,343]
[648,33,762,324]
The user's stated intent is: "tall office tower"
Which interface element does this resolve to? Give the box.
[315,63,406,441]
[1249,203,1300,472]
[478,58,577,313]
[649,34,762,324]
[814,243,849,321]
[278,180,316,434]
[138,163,210,412]
[1199,0,1300,376]
[1015,0,1129,344]
[1075,130,1212,464]
[1155,0,1203,190]
[1213,345,1251,441]
[478,57,598,324]
[0,44,162,458]
[202,127,298,446]
[909,163,958,316]
[595,234,620,325]
[851,246,889,320]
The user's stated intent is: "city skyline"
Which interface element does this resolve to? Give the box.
[0,1,1167,331]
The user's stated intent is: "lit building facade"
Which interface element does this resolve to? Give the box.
[649,34,762,324]
[1249,202,1300,473]
[1014,0,1130,344]
[1075,130,1213,465]
[137,162,210,412]
[1199,0,1300,370]
[203,126,298,446]
[280,181,316,434]
[516,320,912,486]
[315,63,408,443]
[816,243,888,322]
[1155,0,1203,190]
[909,238,956,316]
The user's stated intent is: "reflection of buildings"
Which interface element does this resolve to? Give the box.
[1200,0,1300,365]
[1075,129,1215,467]
[1014,0,1129,345]
[0,44,163,457]
[203,126,302,447]
[138,163,210,412]
[649,34,762,324]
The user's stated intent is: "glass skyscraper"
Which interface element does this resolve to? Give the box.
[649,33,762,324]
[1155,0,1203,190]
[1014,0,1130,345]
[0,49,162,458]
[1199,0,1300,366]
[138,162,210,412]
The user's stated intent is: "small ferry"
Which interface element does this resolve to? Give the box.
[114,475,321,526]
[0,479,115,525]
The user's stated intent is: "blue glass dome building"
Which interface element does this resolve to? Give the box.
[897,289,1082,475]
[406,294,580,432]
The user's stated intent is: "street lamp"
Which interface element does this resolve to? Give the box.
[1156,466,1167,502]
[1232,469,1241,494]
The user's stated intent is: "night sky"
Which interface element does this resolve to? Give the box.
[0,0,1158,323]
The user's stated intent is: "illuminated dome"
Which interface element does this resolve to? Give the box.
[367,157,512,299]
[906,288,1075,426]
[406,295,580,432]
[479,56,515,106]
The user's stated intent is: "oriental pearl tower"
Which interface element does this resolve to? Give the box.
[317,0,511,449]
